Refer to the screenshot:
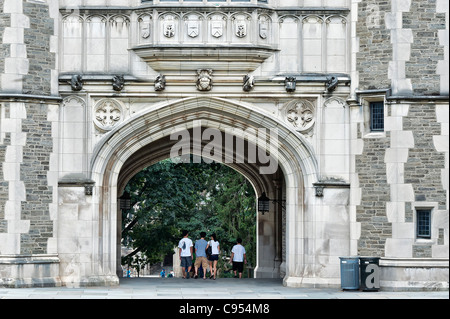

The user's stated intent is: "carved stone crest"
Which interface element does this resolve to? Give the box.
[94,99,124,131]
[141,24,151,39]
[196,69,213,91]
[163,21,175,38]
[139,15,152,39]
[235,20,247,38]
[211,21,223,38]
[187,21,200,38]
[283,100,316,134]
[259,21,269,39]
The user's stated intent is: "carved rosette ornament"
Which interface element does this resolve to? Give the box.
[283,100,316,134]
[94,99,124,132]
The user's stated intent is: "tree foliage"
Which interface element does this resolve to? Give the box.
[121,158,257,274]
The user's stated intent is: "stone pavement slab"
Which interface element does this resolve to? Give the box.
[0,277,448,300]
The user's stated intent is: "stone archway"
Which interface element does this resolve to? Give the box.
[87,97,318,286]
[115,128,283,279]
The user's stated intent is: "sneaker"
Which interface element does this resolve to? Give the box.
[186,273,190,279]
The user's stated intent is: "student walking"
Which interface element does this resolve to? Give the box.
[230,238,247,279]
[206,233,220,280]
[178,230,193,279]
[194,232,209,280]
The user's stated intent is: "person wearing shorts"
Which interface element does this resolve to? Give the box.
[178,230,193,279]
[194,232,209,280]
[230,238,247,279]
[206,233,220,280]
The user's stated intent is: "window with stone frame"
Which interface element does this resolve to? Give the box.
[359,93,387,137]
[416,209,432,239]
[369,101,384,132]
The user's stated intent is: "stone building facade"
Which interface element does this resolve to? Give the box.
[0,0,448,290]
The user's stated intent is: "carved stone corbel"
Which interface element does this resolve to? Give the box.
[70,74,83,91]
[285,77,296,92]
[112,75,125,92]
[326,75,339,92]
[243,74,255,92]
[196,69,213,91]
[155,74,166,92]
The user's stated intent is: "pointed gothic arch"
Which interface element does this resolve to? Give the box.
[88,97,319,283]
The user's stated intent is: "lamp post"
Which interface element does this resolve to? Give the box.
[257,192,270,214]
[257,192,286,214]
[119,191,131,211]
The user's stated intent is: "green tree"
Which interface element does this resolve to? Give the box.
[121,158,256,276]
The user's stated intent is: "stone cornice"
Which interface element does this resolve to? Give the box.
[131,44,278,73]
[59,5,350,16]
[0,93,63,104]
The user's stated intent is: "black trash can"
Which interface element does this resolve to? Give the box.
[360,257,380,291]
[339,257,360,290]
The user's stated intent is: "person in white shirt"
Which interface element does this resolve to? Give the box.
[178,230,193,279]
[206,233,220,280]
[230,238,247,279]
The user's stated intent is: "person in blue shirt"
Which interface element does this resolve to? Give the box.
[194,232,209,280]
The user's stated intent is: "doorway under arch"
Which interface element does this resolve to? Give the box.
[116,128,286,279]
[119,157,262,279]
[89,97,319,285]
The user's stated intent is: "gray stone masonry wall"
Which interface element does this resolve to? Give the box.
[0,104,10,234]
[356,123,392,257]
[19,103,53,255]
[404,0,446,95]
[356,0,392,90]
[403,103,446,257]
[0,0,10,91]
[22,1,54,95]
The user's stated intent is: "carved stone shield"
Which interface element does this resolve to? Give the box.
[211,21,223,38]
[140,22,151,39]
[187,21,199,38]
[139,15,152,40]
[259,21,268,39]
[163,21,175,38]
[196,69,213,91]
[235,20,247,38]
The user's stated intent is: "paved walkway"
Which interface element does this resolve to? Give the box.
[0,277,448,299]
